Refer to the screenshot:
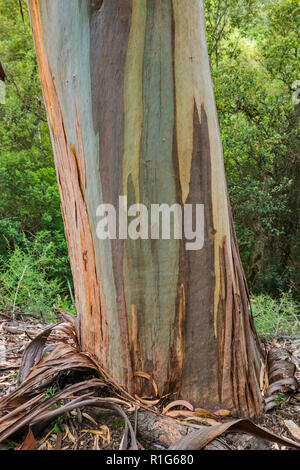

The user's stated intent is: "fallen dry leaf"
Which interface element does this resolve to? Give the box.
[19,428,37,450]
[134,395,160,406]
[214,409,231,417]
[82,412,98,426]
[134,371,159,397]
[185,416,220,426]
[82,426,111,446]
[163,400,194,415]
[166,410,195,419]
[64,424,76,443]
[195,408,220,419]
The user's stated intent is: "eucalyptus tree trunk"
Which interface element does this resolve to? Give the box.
[28,0,264,417]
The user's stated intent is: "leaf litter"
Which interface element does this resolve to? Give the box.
[0,313,299,450]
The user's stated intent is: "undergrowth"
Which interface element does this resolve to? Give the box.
[252,292,300,337]
[0,232,75,322]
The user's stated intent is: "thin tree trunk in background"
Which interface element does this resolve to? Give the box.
[28,0,264,416]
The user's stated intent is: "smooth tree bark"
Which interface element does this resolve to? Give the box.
[28,0,265,416]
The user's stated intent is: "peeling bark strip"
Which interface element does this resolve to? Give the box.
[28,0,264,416]
[27,0,109,372]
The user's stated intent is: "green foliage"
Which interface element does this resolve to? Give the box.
[44,385,59,399]
[273,392,287,408]
[52,417,66,435]
[6,439,17,450]
[0,0,62,243]
[44,386,67,433]
[0,232,75,321]
[112,418,125,431]
[206,0,300,299]
[252,292,300,335]
[0,0,74,315]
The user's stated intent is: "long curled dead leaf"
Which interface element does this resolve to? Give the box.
[134,371,159,397]
[0,379,105,439]
[169,418,300,450]
[18,323,61,385]
[162,400,194,415]
[0,343,99,411]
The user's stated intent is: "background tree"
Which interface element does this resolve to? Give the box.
[207,0,300,298]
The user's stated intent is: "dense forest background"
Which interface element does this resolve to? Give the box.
[0,0,299,332]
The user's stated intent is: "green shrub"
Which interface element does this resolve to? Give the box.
[0,232,75,322]
[252,292,300,336]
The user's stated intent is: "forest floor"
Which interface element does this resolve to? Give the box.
[0,313,299,451]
